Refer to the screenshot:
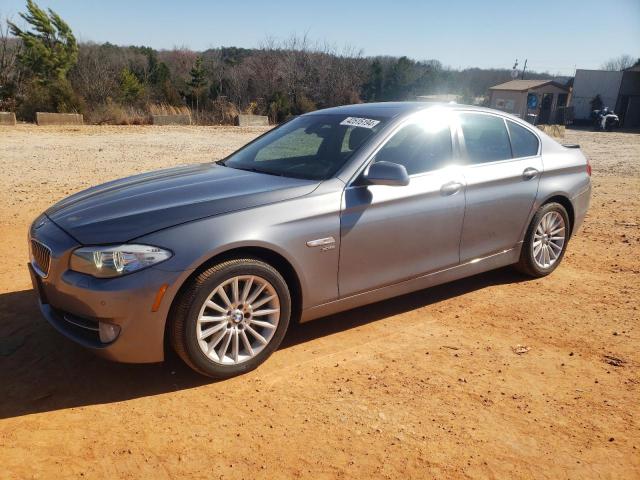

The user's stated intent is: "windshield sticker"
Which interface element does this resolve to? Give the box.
[340,117,380,129]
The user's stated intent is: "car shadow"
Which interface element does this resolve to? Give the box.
[281,267,527,348]
[0,267,527,419]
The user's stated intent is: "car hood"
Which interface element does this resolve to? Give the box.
[46,163,318,244]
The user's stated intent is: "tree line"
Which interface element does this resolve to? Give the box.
[4,0,623,125]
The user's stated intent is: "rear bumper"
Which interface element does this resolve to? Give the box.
[571,181,591,234]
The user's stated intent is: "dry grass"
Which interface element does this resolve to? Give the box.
[244,101,259,115]
[85,103,192,125]
[148,104,191,116]
[84,102,239,126]
[86,101,149,125]
[195,98,240,125]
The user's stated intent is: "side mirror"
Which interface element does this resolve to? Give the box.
[362,161,409,187]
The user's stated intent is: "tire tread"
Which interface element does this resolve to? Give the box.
[515,202,569,278]
[169,258,288,378]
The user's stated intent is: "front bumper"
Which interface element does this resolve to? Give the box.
[28,216,183,363]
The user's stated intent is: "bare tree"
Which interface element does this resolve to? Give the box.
[159,47,197,83]
[245,39,284,101]
[320,44,367,106]
[0,13,22,110]
[69,43,121,106]
[3,25,575,124]
[602,54,637,71]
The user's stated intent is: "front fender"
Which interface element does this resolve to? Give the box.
[136,183,343,322]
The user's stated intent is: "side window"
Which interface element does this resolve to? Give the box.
[341,126,374,156]
[507,120,539,158]
[460,113,512,163]
[373,121,452,175]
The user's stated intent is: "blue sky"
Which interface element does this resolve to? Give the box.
[2,0,639,75]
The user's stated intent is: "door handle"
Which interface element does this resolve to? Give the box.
[441,181,463,196]
[523,167,539,180]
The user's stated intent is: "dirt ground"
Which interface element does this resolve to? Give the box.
[0,124,638,479]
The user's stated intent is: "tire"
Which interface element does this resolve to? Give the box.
[170,258,291,379]
[515,202,570,278]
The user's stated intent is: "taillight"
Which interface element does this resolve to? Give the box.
[586,159,592,177]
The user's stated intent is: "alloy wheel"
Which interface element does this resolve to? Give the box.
[196,275,280,365]
[532,211,566,269]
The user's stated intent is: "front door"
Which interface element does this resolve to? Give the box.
[457,112,543,262]
[339,114,466,298]
[538,93,554,124]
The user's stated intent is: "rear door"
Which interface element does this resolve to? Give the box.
[338,113,466,297]
[458,112,542,262]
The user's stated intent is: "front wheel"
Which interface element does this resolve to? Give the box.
[515,202,570,277]
[170,258,291,378]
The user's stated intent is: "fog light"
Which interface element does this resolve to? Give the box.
[99,322,121,343]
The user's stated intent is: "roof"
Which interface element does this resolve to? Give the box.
[489,80,568,92]
[416,94,460,102]
[576,68,619,73]
[307,102,429,119]
[306,102,509,121]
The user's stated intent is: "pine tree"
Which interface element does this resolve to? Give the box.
[388,57,416,100]
[188,57,207,113]
[120,68,145,105]
[8,0,78,85]
[364,59,384,101]
[8,0,78,115]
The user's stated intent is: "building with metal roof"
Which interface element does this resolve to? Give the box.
[488,80,570,124]
[571,67,640,127]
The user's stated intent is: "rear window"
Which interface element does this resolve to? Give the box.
[507,120,539,158]
[459,113,512,163]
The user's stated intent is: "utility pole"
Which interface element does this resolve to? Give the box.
[521,59,528,80]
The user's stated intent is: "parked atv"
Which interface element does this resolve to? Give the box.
[592,108,620,131]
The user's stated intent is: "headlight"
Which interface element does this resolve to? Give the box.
[70,244,172,278]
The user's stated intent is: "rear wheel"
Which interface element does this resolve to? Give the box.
[170,258,291,378]
[516,202,570,277]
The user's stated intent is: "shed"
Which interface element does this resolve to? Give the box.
[570,67,640,127]
[488,79,570,124]
[571,69,623,121]
[617,65,640,128]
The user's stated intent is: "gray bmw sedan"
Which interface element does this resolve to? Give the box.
[28,102,591,378]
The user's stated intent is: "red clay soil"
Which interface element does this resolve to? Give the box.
[0,126,638,479]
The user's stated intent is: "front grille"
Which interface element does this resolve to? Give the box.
[31,239,51,277]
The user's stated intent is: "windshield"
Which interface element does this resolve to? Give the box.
[220,114,387,180]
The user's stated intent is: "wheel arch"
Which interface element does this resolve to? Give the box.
[163,245,304,357]
[539,194,575,236]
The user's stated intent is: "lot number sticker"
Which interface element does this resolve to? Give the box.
[340,117,380,129]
